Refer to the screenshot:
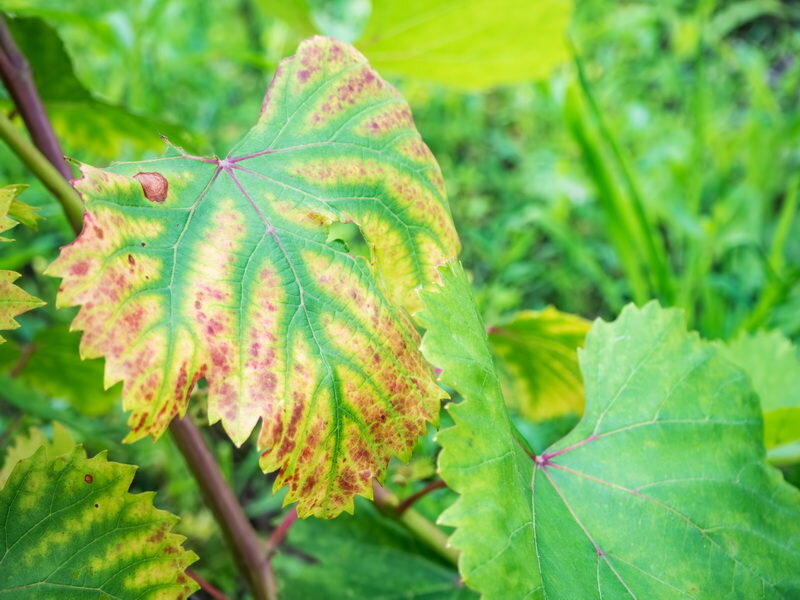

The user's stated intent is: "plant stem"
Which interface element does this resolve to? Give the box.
[0,14,71,180]
[396,479,447,515]
[171,417,276,600]
[186,570,230,600]
[372,481,459,566]
[266,507,298,557]
[0,112,83,232]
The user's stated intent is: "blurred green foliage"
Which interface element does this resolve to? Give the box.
[1,0,799,596]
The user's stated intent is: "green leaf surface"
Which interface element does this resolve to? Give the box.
[0,444,197,598]
[719,330,800,451]
[421,265,800,599]
[274,499,475,599]
[46,36,459,518]
[4,17,196,158]
[357,0,572,89]
[489,306,589,420]
[418,262,536,597]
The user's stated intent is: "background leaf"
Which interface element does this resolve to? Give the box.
[0,443,198,598]
[489,306,589,420]
[45,36,458,518]
[357,0,573,89]
[274,498,475,599]
[719,330,800,451]
[3,16,198,159]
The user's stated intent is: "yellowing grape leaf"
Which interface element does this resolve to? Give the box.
[46,36,458,518]
[0,443,198,598]
[0,185,44,342]
[489,307,590,420]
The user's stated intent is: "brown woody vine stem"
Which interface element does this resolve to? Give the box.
[171,417,276,600]
[0,14,71,180]
[0,23,276,600]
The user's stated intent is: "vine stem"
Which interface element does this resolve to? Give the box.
[0,14,71,180]
[0,112,83,232]
[372,481,459,566]
[0,24,276,599]
[171,417,276,600]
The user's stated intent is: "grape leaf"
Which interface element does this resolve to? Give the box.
[357,0,573,89]
[0,186,44,342]
[0,443,198,599]
[719,330,800,451]
[0,184,40,239]
[421,263,800,599]
[488,307,589,420]
[45,36,458,518]
[274,499,476,599]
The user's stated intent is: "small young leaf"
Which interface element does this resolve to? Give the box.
[0,444,198,598]
[358,0,573,89]
[0,184,40,240]
[421,265,800,599]
[0,270,45,343]
[719,330,800,450]
[489,307,590,420]
[46,36,458,518]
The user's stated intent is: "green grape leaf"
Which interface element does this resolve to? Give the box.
[274,499,475,599]
[0,444,198,598]
[46,36,458,518]
[4,17,197,160]
[489,307,590,420]
[357,0,573,89]
[418,262,535,597]
[421,264,800,599]
[719,330,800,451]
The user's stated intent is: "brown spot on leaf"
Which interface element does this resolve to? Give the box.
[134,172,169,202]
[84,474,93,484]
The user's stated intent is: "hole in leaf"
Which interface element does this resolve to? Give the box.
[327,222,369,261]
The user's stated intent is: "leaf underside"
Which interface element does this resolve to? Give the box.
[46,36,458,517]
[0,444,197,599]
[422,264,800,599]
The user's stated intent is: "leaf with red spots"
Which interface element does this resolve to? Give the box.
[421,263,800,599]
[0,443,198,598]
[0,185,45,342]
[45,36,456,518]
